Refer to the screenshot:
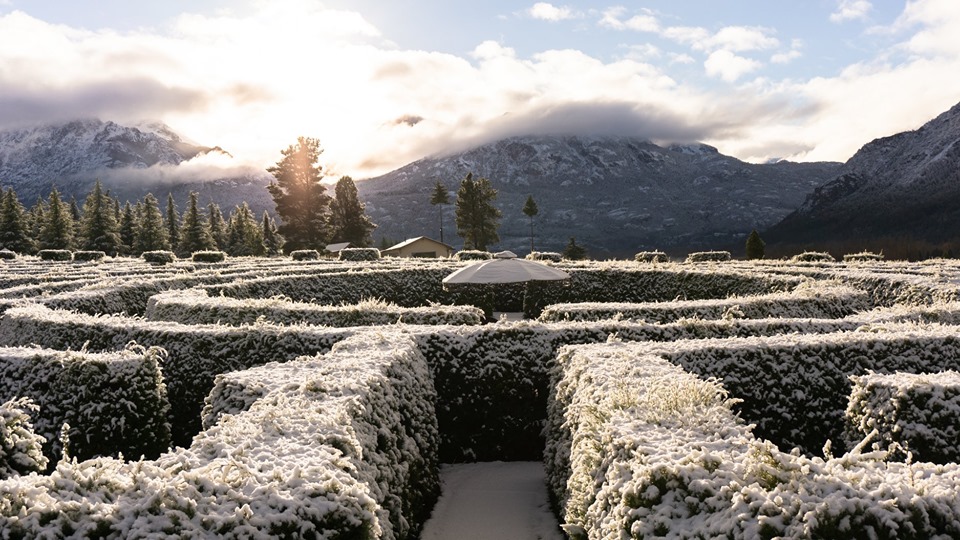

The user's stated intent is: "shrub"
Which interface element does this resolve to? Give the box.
[0,397,48,478]
[844,251,884,262]
[338,247,381,261]
[845,371,960,463]
[191,250,226,263]
[291,249,320,261]
[634,251,668,263]
[38,249,72,262]
[791,251,836,263]
[142,250,175,264]
[527,251,562,262]
[0,250,16,261]
[454,250,492,261]
[73,250,105,262]
[685,250,731,262]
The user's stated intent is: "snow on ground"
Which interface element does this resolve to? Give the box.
[420,461,564,540]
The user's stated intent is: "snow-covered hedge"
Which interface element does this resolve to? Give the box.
[792,251,836,263]
[339,247,381,261]
[0,397,47,478]
[527,251,562,262]
[685,250,731,262]
[290,249,320,260]
[844,251,884,262]
[634,250,669,263]
[0,250,15,261]
[191,250,225,263]
[0,305,350,445]
[0,345,169,463]
[454,250,491,261]
[73,250,106,262]
[0,334,440,539]
[845,371,960,463]
[545,341,960,539]
[38,249,72,261]
[142,250,175,264]
[539,282,868,323]
[146,289,485,326]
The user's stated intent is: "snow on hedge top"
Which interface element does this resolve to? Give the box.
[146,288,484,326]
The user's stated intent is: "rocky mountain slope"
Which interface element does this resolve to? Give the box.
[357,136,841,256]
[0,119,274,214]
[766,101,960,253]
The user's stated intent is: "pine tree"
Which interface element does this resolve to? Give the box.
[177,192,215,257]
[562,236,587,260]
[78,180,121,254]
[261,211,284,256]
[39,187,74,250]
[522,195,539,253]
[266,136,332,252]
[329,176,376,247]
[226,203,265,256]
[165,193,180,251]
[118,202,138,256]
[0,188,35,254]
[29,200,45,247]
[430,180,450,244]
[455,172,501,250]
[745,229,765,260]
[207,203,227,250]
[136,194,170,253]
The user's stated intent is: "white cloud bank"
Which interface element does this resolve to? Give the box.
[0,0,958,178]
[527,3,577,22]
[831,0,873,23]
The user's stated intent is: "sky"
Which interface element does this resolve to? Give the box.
[1,0,960,179]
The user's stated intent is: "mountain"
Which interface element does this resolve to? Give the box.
[357,136,841,257]
[766,101,960,256]
[0,119,274,214]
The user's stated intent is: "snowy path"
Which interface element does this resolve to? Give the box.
[419,461,565,540]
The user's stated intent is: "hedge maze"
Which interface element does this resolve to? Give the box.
[0,254,959,538]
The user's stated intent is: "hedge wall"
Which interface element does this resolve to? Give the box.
[0,333,440,540]
[544,341,960,539]
[0,345,169,464]
[845,370,960,464]
[146,288,485,326]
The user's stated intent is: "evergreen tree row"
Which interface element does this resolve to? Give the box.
[0,181,285,258]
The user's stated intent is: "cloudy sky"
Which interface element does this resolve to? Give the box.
[1,0,959,178]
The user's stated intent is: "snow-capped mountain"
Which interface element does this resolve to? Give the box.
[0,119,273,214]
[766,100,960,251]
[357,136,841,256]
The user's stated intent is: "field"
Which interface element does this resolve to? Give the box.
[0,253,959,538]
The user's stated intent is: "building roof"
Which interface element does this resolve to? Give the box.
[383,236,455,252]
[325,242,352,253]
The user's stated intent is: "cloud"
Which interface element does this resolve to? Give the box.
[527,2,577,22]
[830,0,873,23]
[598,7,659,32]
[704,50,762,82]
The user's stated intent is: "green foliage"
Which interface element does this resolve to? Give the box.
[745,229,765,260]
[454,172,501,250]
[329,176,376,247]
[136,194,170,253]
[0,188,35,254]
[261,211,284,256]
[177,192,216,257]
[165,193,180,251]
[39,188,74,250]
[563,237,587,260]
[207,203,227,250]
[523,195,539,253]
[226,202,265,256]
[267,136,332,252]
[118,202,137,256]
[78,180,121,255]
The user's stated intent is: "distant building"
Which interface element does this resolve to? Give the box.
[382,236,455,258]
[324,242,352,255]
